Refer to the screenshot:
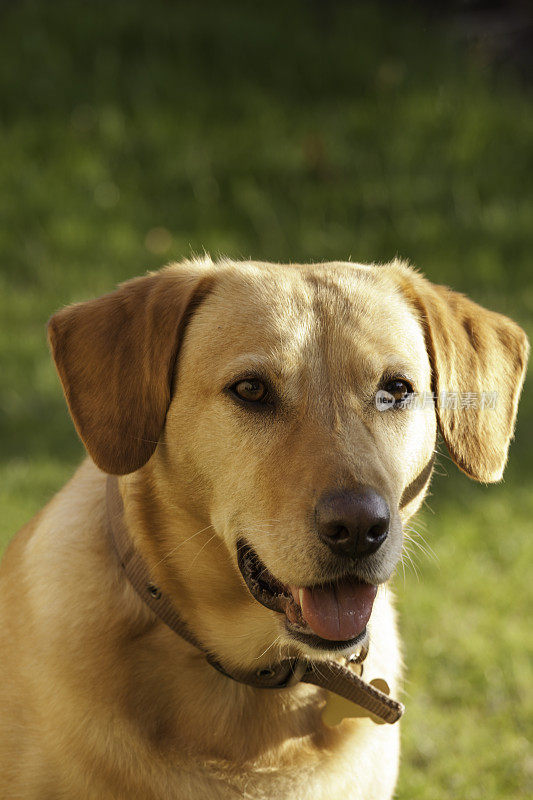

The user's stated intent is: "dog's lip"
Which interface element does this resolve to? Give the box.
[283,619,369,652]
[236,540,376,645]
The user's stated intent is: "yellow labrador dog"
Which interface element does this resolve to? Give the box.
[0,258,528,799]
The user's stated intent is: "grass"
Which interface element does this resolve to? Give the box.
[0,1,531,797]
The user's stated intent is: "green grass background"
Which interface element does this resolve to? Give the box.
[0,1,531,797]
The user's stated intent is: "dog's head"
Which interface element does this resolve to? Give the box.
[48,259,528,666]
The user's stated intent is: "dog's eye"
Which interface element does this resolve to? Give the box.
[231,379,267,403]
[376,378,414,411]
[383,379,413,407]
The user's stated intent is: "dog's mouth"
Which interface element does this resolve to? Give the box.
[237,540,377,651]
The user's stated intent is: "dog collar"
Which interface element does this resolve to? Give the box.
[106,476,404,725]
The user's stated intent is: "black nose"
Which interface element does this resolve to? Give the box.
[315,488,390,558]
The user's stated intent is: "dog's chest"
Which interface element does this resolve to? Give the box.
[188,723,400,800]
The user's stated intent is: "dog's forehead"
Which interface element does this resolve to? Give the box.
[189,262,427,376]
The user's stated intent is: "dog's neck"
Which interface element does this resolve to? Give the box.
[113,465,338,763]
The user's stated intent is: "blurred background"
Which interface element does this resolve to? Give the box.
[0,0,531,796]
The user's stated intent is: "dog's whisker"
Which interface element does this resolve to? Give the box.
[400,546,420,582]
[239,528,279,536]
[189,532,222,569]
[408,515,429,531]
[254,635,282,661]
[401,556,407,588]
[310,660,329,685]
[407,553,420,581]
[153,524,216,568]
[403,526,438,564]
[406,538,437,564]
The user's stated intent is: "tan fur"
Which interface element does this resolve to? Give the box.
[0,258,528,799]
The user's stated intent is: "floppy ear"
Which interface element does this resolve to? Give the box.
[48,264,213,475]
[389,262,529,482]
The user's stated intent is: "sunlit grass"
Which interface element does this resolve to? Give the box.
[396,485,533,799]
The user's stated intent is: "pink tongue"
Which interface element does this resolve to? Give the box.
[290,582,377,641]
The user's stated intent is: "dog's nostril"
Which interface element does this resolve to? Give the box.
[368,523,387,542]
[331,524,350,542]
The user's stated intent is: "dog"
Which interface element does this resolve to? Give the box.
[0,258,528,799]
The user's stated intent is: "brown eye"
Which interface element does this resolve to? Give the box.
[383,378,413,407]
[232,379,267,403]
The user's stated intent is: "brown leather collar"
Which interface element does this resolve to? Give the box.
[106,475,404,724]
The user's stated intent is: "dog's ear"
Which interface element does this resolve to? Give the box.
[48,264,213,475]
[389,262,529,482]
